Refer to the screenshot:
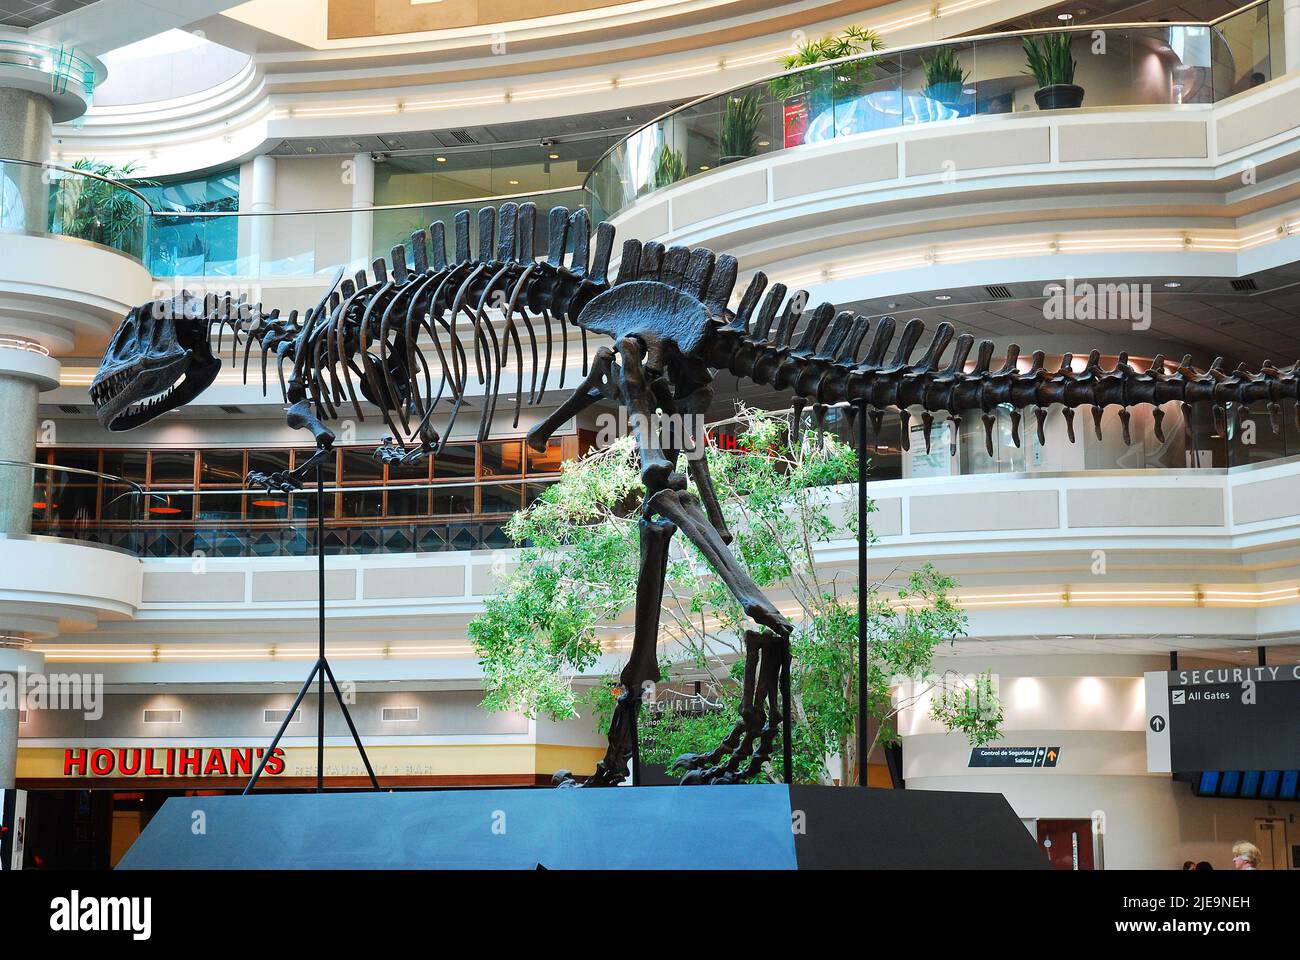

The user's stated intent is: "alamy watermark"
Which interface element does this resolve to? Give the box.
[0,670,104,720]
[1044,277,1152,331]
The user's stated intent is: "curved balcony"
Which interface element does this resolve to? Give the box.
[0,34,102,122]
[583,3,1279,222]
[0,462,142,642]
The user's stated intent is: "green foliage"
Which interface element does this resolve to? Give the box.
[653,145,687,188]
[768,25,885,104]
[1023,32,1076,88]
[922,46,969,94]
[51,159,156,257]
[930,669,1003,746]
[718,93,763,160]
[468,407,1001,784]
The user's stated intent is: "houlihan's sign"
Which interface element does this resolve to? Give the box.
[63,747,286,778]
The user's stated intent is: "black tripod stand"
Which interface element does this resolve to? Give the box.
[244,463,380,794]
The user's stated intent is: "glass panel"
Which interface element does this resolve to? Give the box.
[145,492,191,521]
[525,439,564,474]
[341,447,383,483]
[432,444,475,480]
[200,449,245,485]
[149,450,196,485]
[385,486,428,518]
[292,449,336,482]
[197,493,244,521]
[248,493,292,520]
[102,450,148,484]
[247,449,290,479]
[430,486,475,517]
[341,488,383,518]
[479,483,523,515]
[49,449,99,472]
[386,456,430,483]
[480,440,523,477]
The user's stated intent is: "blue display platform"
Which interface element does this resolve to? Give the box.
[118,784,1047,870]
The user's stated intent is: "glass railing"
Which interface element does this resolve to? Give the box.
[145,186,590,280]
[811,396,1297,481]
[2,461,146,551]
[584,1,1279,221]
[0,38,97,100]
[27,470,559,559]
[0,158,153,260]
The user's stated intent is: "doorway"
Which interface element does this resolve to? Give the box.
[1254,818,1289,870]
[1036,818,1096,870]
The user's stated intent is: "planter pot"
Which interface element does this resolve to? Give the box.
[925,81,965,107]
[1034,84,1084,110]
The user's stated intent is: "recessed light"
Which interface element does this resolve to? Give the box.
[757,140,770,147]
[935,294,952,301]
[548,152,560,160]
[435,156,447,162]
[1058,12,1074,20]
[1164,281,1182,288]
[1055,634,1076,640]
[508,179,519,185]
[699,165,710,171]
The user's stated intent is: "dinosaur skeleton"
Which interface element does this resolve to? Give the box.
[91,202,1300,786]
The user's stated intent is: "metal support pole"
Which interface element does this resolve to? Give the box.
[857,399,869,788]
[316,462,325,793]
[781,646,794,784]
[323,660,380,789]
[244,658,320,795]
[1258,646,1267,667]
[629,691,640,786]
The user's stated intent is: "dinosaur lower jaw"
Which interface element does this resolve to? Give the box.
[93,362,219,431]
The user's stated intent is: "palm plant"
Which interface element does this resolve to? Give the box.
[718,92,763,162]
[768,25,885,104]
[653,145,687,188]
[1023,32,1077,88]
[51,158,156,258]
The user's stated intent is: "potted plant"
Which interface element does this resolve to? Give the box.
[718,93,763,164]
[768,25,884,147]
[653,145,687,188]
[51,158,157,259]
[921,46,969,109]
[1023,32,1084,109]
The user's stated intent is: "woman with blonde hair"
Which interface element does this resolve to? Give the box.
[1231,841,1263,870]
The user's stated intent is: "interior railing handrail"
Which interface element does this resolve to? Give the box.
[0,156,155,209]
[2,457,144,494]
[579,1,1273,193]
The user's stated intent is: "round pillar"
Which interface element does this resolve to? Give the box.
[0,88,53,239]
[0,346,59,536]
[350,152,375,272]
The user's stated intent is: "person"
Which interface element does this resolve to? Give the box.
[1195,861,1213,870]
[1182,860,1195,870]
[1231,842,1262,870]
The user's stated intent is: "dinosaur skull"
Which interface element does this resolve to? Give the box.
[91,292,221,431]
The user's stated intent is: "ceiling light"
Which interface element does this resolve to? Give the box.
[1058,12,1074,20]
[1055,634,1076,639]
[935,294,952,301]
[699,165,710,171]
[508,179,519,185]
[1163,281,1182,288]
[435,156,447,163]
[757,140,770,147]
[548,152,560,160]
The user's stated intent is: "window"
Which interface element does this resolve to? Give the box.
[480,440,523,477]
[432,444,475,479]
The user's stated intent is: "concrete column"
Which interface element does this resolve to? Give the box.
[0,88,53,237]
[248,153,276,277]
[0,648,44,790]
[350,152,375,272]
[0,348,60,535]
[1286,0,1300,75]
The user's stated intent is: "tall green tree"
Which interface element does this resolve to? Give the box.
[468,407,1002,783]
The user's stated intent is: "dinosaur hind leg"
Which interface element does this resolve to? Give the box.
[555,513,675,788]
[646,488,793,784]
